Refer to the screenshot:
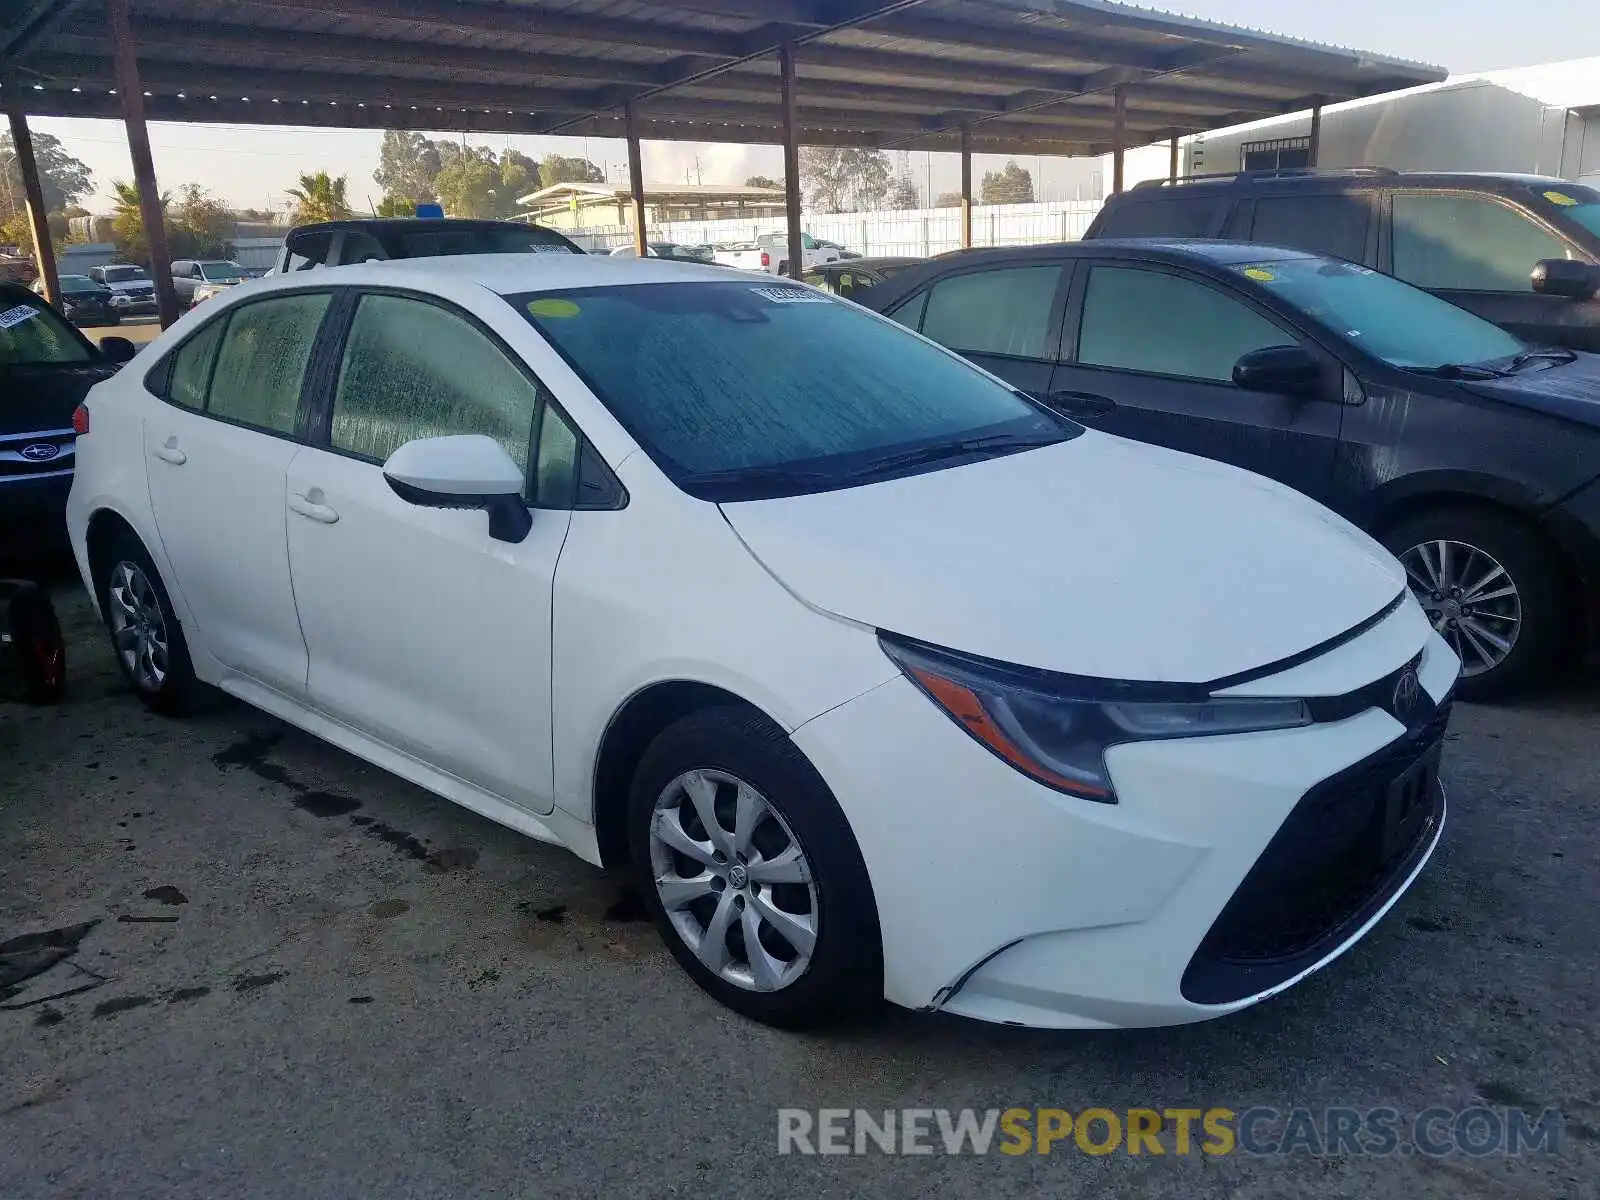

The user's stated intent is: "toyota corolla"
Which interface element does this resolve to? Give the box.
[66,256,1460,1029]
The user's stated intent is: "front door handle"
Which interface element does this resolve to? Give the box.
[288,489,339,525]
[153,436,187,465]
[1046,390,1117,419]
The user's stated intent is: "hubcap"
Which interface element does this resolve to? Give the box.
[1400,539,1520,679]
[647,769,819,993]
[106,560,169,692]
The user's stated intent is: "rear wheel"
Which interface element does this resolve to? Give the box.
[627,705,880,1028]
[97,531,197,715]
[1380,508,1568,702]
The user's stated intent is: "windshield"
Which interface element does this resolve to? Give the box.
[1530,183,1600,239]
[393,226,581,257]
[59,276,101,293]
[199,261,245,281]
[515,281,1073,500]
[0,298,92,366]
[1233,257,1523,369]
[101,266,148,283]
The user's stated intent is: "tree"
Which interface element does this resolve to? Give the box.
[886,175,920,210]
[287,171,353,224]
[434,151,501,219]
[375,194,414,217]
[110,179,172,265]
[798,147,893,214]
[170,183,234,259]
[496,149,539,216]
[0,130,94,226]
[932,191,964,208]
[980,160,1035,205]
[539,154,605,186]
[744,175,782,190]
[373,131,441,205]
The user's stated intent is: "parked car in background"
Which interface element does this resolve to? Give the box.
[34,275,119,327]
[814,238,862,261]
[869,239,1600,699]
[170,260,250,308]
[0,281,134,557]
[68,254,1458,1031]
[715,232,841,276]
[1085,169,1600,352]
[270,217,583,274]
[88,264,157,316]
[0,248,38,285]
[609,242,715,263]
[803,257,924,301]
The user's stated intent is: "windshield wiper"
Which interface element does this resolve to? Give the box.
[843,431,1063,480]
[1402,362,1510,381]
[1506,347,1578,372]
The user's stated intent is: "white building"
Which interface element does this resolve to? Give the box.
[1109,56,1600,189]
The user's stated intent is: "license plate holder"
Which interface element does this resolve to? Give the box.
[1381,744,1440,863]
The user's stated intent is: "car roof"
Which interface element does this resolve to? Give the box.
[287,217,554,235]
[1121,169,1575,199]
[256,252,744,296]
[824,256,923,270]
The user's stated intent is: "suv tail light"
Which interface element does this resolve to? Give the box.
[760,251,770,268]
[72,404,89,436]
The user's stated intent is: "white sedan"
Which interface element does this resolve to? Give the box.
[66,254,1460,1029]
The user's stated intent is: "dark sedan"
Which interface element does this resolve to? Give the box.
[866,239,1600,699]
[33,274,119,326]
[0,283,134,558]
[802,256,924,301]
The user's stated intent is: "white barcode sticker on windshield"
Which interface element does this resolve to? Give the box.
[750,286,828,304]
[0,304,41,329]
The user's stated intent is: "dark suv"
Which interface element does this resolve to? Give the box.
[1085,169,1600,352]
[865,240,1600,700]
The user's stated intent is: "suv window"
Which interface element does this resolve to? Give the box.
[1252,194,1370,263]
[1094,198,1225,239]
[1077,266,1290,382]
[0,297,91,366]
[330,293,541,481]
[920,266,1063,359]
[1392,193,1574,292]
[206,292,331,433]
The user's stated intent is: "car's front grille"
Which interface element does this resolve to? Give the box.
[0,428,76,479]
[1181,703,1451,1005]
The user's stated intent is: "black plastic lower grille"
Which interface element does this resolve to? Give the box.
[1181,704,1450,1005]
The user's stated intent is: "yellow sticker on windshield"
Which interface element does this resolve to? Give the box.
[1242,267,1276,282]
[1545,190,1579,206]
[527,298,580,318]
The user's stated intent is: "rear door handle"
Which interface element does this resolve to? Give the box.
[153,436,187,465]
[288,489,339,525]
[1046,390,1117,419]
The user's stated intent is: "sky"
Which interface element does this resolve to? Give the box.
[26,0,1600,215]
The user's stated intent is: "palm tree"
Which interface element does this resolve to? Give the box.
[286,171,353,224]
[109,179,171,266]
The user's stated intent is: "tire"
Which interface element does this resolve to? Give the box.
[1379,507,1568,702]
[627,705,881,1028]
[95,531,198,716]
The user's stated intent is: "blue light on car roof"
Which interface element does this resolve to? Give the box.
[415,203,445,219]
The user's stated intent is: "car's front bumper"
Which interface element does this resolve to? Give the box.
[108,294,157,313]
[0,470,73,552]
[793,598,1459,1029]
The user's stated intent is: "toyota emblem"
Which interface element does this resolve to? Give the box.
[1392,667,1422,720]
[20,442,61,462]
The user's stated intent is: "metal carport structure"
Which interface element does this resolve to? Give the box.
[2,0,1444,325]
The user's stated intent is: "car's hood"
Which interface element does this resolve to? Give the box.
[1460,350,1600,427]
[719,432,1405,683]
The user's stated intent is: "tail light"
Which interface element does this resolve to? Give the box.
[760,251,770,268]
[72,404,89,435]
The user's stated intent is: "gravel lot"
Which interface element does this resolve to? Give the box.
[2,584,1597,1198]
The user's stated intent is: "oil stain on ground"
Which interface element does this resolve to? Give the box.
[293,790,362,818]
[232,972,286,992]
[92,995,153,1018]
[143,886,187,905]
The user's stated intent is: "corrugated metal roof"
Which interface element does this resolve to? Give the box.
[1,0,1446,156]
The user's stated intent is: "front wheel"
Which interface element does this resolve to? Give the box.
[1380,508,1568,702]
[627,706,881,1028]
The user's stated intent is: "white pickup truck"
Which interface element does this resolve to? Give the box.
[714,232,842,276]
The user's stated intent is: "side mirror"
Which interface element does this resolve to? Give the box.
[382,434,532,544]
[1233,345,1323,397]
[98,336,137,364]
[1531,258,1600,300]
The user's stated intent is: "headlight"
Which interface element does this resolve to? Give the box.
[879,634,1310,802]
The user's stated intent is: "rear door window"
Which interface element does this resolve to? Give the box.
[1391,193,1575,291]
[919,266,1064,360]
[1251,194,1371,263]
[206,292,332,434]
